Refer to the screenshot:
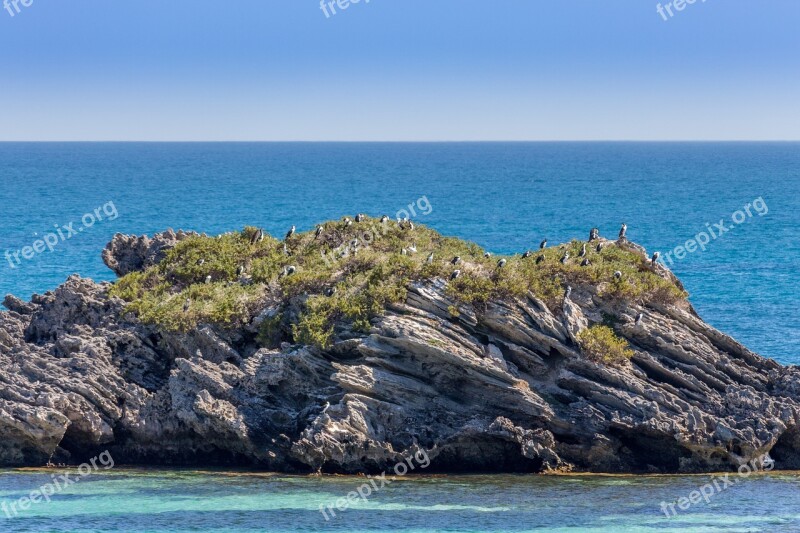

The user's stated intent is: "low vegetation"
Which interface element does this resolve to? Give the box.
[577,325,635,365]
[109,218,687,349]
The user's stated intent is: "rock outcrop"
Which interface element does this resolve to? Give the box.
[1,229,798,474]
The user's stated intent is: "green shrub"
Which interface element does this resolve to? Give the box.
[577,325,634,365]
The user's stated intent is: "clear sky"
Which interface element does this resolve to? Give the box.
[0,0,798,141]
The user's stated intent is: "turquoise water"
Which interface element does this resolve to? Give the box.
[1,469,799,532]
[1,142,798,364]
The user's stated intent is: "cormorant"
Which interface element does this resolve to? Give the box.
[250,228,264,245]
[560,251,570,264]
[236,265,245,277]
[205,275,212,284]
[344,217,353,226]
[579,243,587,257]
[565,285,572,300]
[535,255,545,264]
[408,243,417,254]
[315,225,324,239]
[497,258,507,268]
[450,269,462,280]
[635,313,643,326]
[522,251,532,259]
[580,258,590,267]
[589,228,599,241]
[197,259,205,266]
[651,251,660,265]
[484,252,492,258]
[451,256,461,265]
[619,223,627,239]
[325,287,337,297]
[285,225,296,240]
[183,298,191,312]
[613,270,623,280]
[540,239,548,249]
[426,252,434,264]
[355,213,365,223]
[596,243,603,253]
[380,215,390,223]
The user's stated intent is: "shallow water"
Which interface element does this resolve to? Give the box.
[1,142,797,363]
[1,469,798,532]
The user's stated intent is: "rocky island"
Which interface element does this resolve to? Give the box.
[1,217,797,474]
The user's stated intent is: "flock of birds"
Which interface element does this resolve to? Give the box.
[183,217,661,324]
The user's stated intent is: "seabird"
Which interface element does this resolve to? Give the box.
[540,239,548,249]
[350,238,359,248]
[283,242,290,256]
[589,228,599,241]
[325,287,337,297]
[560,252,570,264]
[197,259,205,266]
[522,251,532,259]
[285,225,296,240]
[322,401,331,414]
[635,313,643,326]
[596,243,603,253]
[613,270,623,280]
[183,298,191,312]
[497,258,507,268]
[651,251,660,265]
[426,252,435,264]
[619,223,627,239]
[250,228,264,245]
[451,256,461,265]
[407,221,415,231]
[565,285,572,300]
[355,213,365,223]
[580,258,590,267]
[408,243,417,254]
[236,265,245,277]
[283,265,297,276]
[401,248,408,255]
[380,215,390,223]
[484,252,492,258]
[450,269,462,280]
[315,225,324,239]
[535,255,545,264]
[344,217,353,226]
[205,275,212,284]
[579,243,587,257]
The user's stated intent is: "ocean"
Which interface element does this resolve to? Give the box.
[1,142,800,531]
[1,469,798,532]
[1,142,797,363]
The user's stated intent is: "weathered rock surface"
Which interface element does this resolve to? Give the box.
[1,231,798,473]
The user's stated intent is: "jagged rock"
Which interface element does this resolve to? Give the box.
[1,230,798,474]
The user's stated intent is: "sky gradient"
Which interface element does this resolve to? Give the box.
[0,0,798,141]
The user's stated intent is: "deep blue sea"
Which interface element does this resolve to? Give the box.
[1,142,800,531]
[1,142,797,363]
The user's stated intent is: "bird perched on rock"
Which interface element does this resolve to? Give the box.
[205,275,212,284]
[613,270,623,280]
[343,217,353,226]
[285,225,296,240]
[380,215,390,223]
[536,255,545,264]
[315,224,324,239]
[408,243,417,254]
[197,258,205,266]
[401,248,408,255]
[183,298,191,312]
[560,251,570,264]
[579,243,587,257]
[596,243,604,253]
[236,265,245,277]
[322,402,331,414]
[283,265,297,276]
[497,258,507,268]
[522,250,532,259]
[651,251,660,265]
[581,258,590,267]
[451,256,461,265]
[589,228,600,241]
[540,239,548,249]
[250,228,264,245]
[564,285,572,300]
[619,223,627,239]
[426,252,434,264]
[484,252,492,258]
[635,313,643,326]
[325,286,337,297]
[355,213,365,223]
[450,269,461,280]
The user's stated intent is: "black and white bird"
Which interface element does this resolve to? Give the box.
[315,225,324,239]
[236,265,245,277]
[426,252,435,264]
[283,242,290,256]
[536,254,545,264]
[635,312,644,326]
[344,217,353,226]
[450,269,462,280]
[283,265,297,276]
[579,243,587,257]
[197,258,206,266]
[619,223,627,239]
[451,256,461,265]
[408,243,417,254]
[250,228,264,245]
[613,270,623,280]
[183,298,191,312]
[560,251,570,264]
[285,225,296,240]
[380,215,390,223]
[205,275,212,284]
[651,251,660,265]
[596,243,604,253]
[580,258,590,267]
[355,213,365,223]
[484,252,492,258]
[497,258,507,268]
[325,286,337,297]
[401,248,408,255]
[589,228,600,241]
[322,402,331,414]
[564,285,572,300]
[540,239,548,249]
[522,250,532,259]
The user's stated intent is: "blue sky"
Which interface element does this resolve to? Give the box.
[0,0,798,140]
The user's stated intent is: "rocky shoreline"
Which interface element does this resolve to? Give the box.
[1,223,798,474]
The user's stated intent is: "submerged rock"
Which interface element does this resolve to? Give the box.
[0,223,797,474]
